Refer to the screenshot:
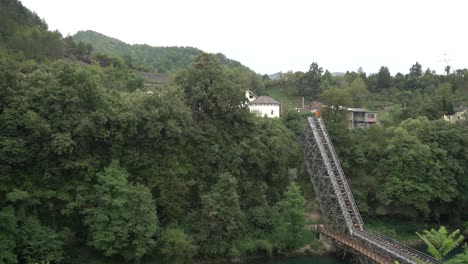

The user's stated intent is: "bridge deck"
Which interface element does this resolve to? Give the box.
[317,225,392,264]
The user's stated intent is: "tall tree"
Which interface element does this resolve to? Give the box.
[409,62,423,78]
[302,62,323,101]
[0,206,17,264]
[273,182,306,249]
[376,66,393,90]
[319,87,353,121]
[175,53,247,123]
[158,227,197,264]
[349,77,369,107]
[83,161,158,261]
[197,173,246,256]
[378,122,459,216]
[17,217,64,264]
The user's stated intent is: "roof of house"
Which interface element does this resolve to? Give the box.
[348,107,376,113]
[299,101,323,112]
[251,96,280,105]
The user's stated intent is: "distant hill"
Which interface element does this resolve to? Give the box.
[0,0,48,40]
[331,72,345,77]
[73,30,255,75]
[269,72,283,80]
[0,0,64,59]
[73,30,201,73]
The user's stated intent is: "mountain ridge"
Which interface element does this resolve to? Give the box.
[72,30,255,75]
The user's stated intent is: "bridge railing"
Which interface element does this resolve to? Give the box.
[317,225,392,264]
[315,117,364,230]
[308,117,355,233]
[359,228,441,264]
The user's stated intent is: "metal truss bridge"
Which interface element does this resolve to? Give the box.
[300,117,441,264]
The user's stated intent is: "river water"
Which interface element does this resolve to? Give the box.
[237,255,347,264]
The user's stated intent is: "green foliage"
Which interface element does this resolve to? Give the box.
[416,226,464,260]
[0,0,48,40]
[319,87,353,121]
[7,27,64,59]
[379,127,449,213]
[158,227,197,264]
[72,30,260,83]
[1,1,467,262]
[83,161,158,261]
[0,206,18,264]
[302,62,323,100]
[446,245,468,264]
[272,182,306,250]
[365,218,424,242]
[73,30,200,73]
[378,118,461,216]
[17,217,63,264]
[230,239,273,258]
[197,173,246,256]
[374,66,393,91]
[324,113,467,221]
[175,52,247,123]
[281,110,310,137]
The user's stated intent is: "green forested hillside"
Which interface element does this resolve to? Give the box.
[72,30,266,92]
[73,30,201,73]
[1,0,467,263]
[0,2,306,263]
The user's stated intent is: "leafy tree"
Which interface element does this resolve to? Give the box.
[0,206,17,263]
[281,110,310,137]
[416,226,464,260]
[349,77,369,107]
[434,82,455,115]
[410,62,423,78]
[175,52,247,123]
[244,182,277,238]
[158,227,197,264]
[272,182,306,250]
[375,66,393,91]
[197,173,246,256]
[445,65,451,76]
[378,126,458,216]
[83,161,158,261]
[17,217,63,264]
[319,87,352,121]
[302,62,323,100]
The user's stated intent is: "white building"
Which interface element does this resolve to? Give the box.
[245,90,280,118]
[443,106,467,123]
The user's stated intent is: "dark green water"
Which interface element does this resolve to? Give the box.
[237,255,347,264]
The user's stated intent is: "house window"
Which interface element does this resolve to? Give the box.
[368,113,375,118]
[271,110,274,115]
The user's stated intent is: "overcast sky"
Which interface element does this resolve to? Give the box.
[21,0,467,75]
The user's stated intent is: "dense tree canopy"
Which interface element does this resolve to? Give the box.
[0,1,467,263]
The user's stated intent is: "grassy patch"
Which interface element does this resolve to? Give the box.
[265,88,302,114]
[364,217,432,243]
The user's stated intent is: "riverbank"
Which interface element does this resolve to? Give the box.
[194,228,327,264]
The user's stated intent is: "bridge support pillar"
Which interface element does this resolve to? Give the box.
[319,232,336,253]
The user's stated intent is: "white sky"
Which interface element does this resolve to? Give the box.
[20,0,467,75]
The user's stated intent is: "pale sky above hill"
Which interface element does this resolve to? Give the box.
[21,0,468,75]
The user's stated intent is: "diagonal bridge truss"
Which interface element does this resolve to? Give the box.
[300,117,441,264]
